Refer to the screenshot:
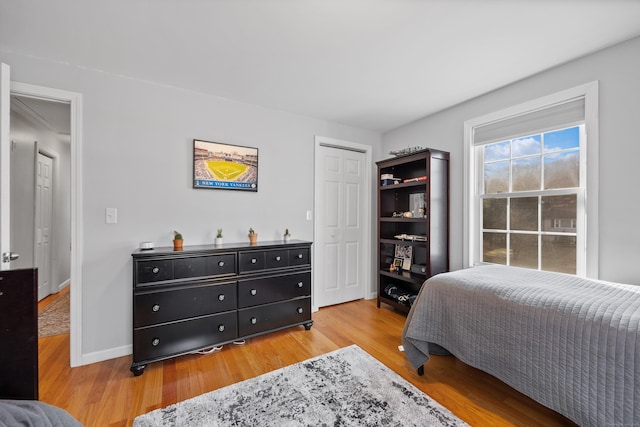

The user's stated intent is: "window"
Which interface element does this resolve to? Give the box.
[464,82,599,278]
[480,126,582,274]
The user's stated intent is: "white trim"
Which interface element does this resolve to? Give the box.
[463,81,599,278]
[82,344,132,367]
[11,81,84,366]
[313,136,372,311]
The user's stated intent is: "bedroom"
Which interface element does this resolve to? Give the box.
[1,1,640,426]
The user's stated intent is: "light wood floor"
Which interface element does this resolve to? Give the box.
[37,297,577,427]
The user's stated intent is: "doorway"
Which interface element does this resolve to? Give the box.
[313,136,372,309]
[10,96,71,302]
[1,63,84,367]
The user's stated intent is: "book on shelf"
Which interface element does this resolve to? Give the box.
[402,176,427,183]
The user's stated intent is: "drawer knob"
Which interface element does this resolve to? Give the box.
[218,261,225,267]
[297,282,304,288]
[275,256,281,261]
[250,317,257,325]
[251,258,257,264]
[250,289,257,296]
[218,294,225,301]
[152,267,160,274]
[297,307,304,314]
[218,324,225,332]
[297,254,303,259]
[152,338,160,346]
[152,304,160,312]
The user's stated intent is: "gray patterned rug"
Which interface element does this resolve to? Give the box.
[134,345,468,426]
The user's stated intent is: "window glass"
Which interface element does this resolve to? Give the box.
[512,157,541,191]
[510,234,538,269]
[484,161,509,194]
[542,195,576,232]
[484,140,510,162]
[541,235,576,274]
[483,233,506,264]
[512,135,541,157]
[510,197,538,231]
[544,150,579,189]
[544,127,579,152]
[483,199,507,230]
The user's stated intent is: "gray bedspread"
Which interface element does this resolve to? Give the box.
[0,400,82,427]
[402,265,640,427]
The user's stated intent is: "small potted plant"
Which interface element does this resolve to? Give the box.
[283,228,291,242]
[248,227,258,245]
[173,230,183,251]
[216,228,223,246]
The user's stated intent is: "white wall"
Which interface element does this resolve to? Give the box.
[0,49,381,363]
[382,36,640,285]
[10,110,71,292]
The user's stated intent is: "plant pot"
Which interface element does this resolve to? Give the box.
[215,237,223,246]
[284,235,291,243]
[248,234,258,246]
[173,239,183,251]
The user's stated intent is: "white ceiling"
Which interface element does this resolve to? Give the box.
[2,0,640,133]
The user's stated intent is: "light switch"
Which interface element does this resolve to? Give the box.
[106,208,117,224]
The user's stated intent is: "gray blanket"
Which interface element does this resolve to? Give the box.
[402,265,640,427]
[0,400,82,427]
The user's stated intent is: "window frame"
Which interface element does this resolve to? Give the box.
[463,82,599,278]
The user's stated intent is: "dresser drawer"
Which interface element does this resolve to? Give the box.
[134,281,237,327]
[174,257,207,279]
[205,254,236,276]
[137,259,174,284]
[133,312,237,363]
[288,248,310,266]
[238,252,266,272]
[238,297,311,337]
[238,272,310,308]
[265,250,288,269]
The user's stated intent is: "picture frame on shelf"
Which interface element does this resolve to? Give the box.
[395,244,413,270]
[409,192,426,218]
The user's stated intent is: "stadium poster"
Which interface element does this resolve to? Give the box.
[193,139,258,191]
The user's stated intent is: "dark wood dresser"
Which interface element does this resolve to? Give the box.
[130,240,312,375]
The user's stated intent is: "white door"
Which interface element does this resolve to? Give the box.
[316,145,366,307]
[0,63,18,270]
[35,152,53,300]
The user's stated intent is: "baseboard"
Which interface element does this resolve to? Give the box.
[57,279,70,292]
[366,291,377,300]
[81,344,132,367]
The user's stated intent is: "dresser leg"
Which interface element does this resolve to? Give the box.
[304,321,313,330]
[130,364,146,377]
[417,365,424,376]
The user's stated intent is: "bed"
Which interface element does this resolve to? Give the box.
[402,264,640,427]
[0,400,82,427]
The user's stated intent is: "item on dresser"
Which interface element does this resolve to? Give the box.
[130,240,313,376]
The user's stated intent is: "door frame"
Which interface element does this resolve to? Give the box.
[11,81,83,368]
[313,136,373,311]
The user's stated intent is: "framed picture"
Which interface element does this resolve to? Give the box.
[193,139,258,191]
[394,244,413,270]
[409,192,426,218]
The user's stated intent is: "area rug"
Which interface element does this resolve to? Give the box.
[134,344,468,427]
[38,292,70,337]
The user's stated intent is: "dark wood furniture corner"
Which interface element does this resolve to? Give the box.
[131,240,312,376]
[376,149,449,313]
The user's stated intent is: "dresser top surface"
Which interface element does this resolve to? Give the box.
[132,239,312,258]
